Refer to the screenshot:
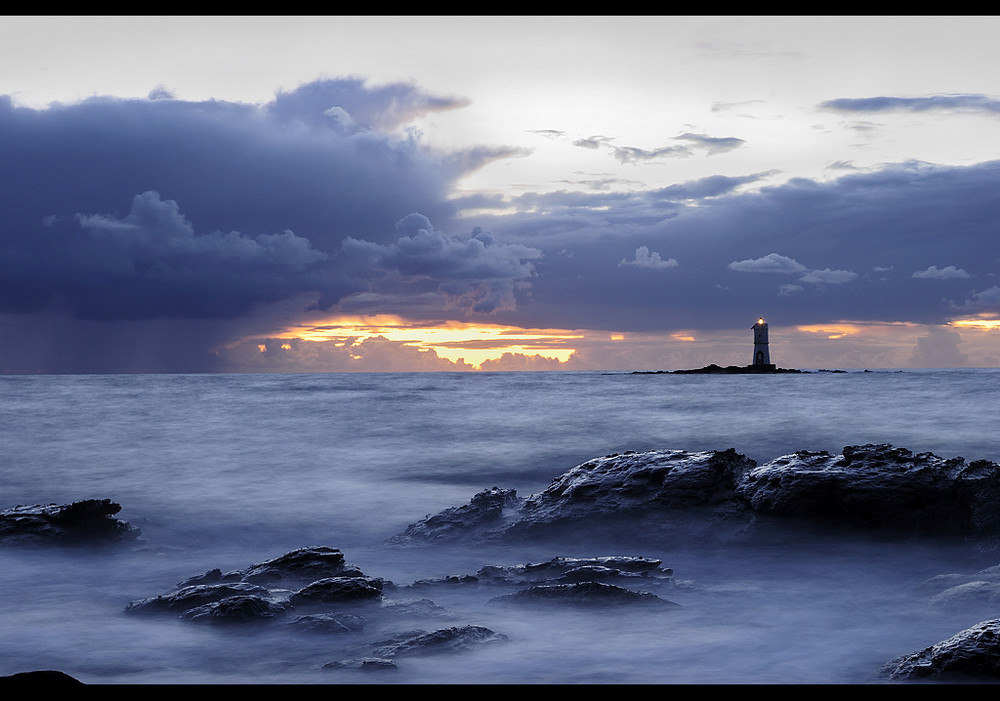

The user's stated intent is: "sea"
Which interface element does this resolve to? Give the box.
[1,368,998,684]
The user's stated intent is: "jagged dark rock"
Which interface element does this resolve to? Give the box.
[176,546,362,587]
[878,619,1000,681]
[387,487,522,544]
[124,582,272,616]
[392,449,755,543]
[489,581,680,608]
[515,449,752,527]
[736,444,1000,535]
[180,595,292,624]
[284,612,367,634]
[322,657,397,671]
[474,556,671,586]
[368,626,508,658]
[288,576,384,607]
[391,444,1000,544]
[126,546,379,625]
[0,499,140,545]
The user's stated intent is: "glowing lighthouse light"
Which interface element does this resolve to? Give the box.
[751,317,772,367]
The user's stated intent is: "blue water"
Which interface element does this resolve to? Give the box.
[0,369,998,683]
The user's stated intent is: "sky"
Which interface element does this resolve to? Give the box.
[1,15,998,373]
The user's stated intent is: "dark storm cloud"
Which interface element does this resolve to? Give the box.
[340,213,542,314]
[821,94,1000,115]
[0,78,517,324]
[31,190,359,320]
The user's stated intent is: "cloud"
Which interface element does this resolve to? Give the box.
[674,132,746,155]
[340,213,543,314]
[619,246,678,270]
[7,190,359,321]
[728,253,807,274]
[6,73,1000,372]
[610,144,693,164]
[908,326,969,367]
[821,94,1000,116]
[266,77,471,132]
[955,286,1000,312]
[912,265,971,279]
[798,268,859,284]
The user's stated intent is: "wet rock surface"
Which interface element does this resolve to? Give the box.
[878,619,1000,681]
[0,499,141,545]
[124,545,686,673]
[393,444,1000,543]
[489,581,680,608]
[737,444,1000,535]
[368,625,508,658]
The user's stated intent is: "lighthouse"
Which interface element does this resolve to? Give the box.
[751,317,773,368]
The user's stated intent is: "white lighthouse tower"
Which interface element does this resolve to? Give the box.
[751,317,773,368]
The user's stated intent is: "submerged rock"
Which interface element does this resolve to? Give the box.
[284,612,367,634]
[878,619,1000,681]
[475,555,671,586]
[490,581,680,608]
[0,499,141,545]
[322,657,397,672]
[369,626,508,658]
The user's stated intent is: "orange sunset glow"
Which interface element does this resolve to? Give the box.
[266,314,584,367]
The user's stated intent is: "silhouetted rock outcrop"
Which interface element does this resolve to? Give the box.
[0,499,140,545]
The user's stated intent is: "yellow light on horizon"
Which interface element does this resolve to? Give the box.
[951,317,1000,331]
[796,323,864,340]
[254,314,584,368]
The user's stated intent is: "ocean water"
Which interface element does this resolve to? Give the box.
[1,368,999,684]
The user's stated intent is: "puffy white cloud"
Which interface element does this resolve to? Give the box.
[798,268,859,284]
[912,265,971,279]
[619,246,678,270]
[728,253,807,274]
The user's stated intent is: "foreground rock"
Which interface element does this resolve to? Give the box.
[490,581,679,608]
[737,444,1000,535]
[392,444,1000,543]
[878,619,1000,681]
[368,626,508,658]
[0,499,141,545]
[176,546,362,587]
[125,546,383,623]
[393,449,754,543]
